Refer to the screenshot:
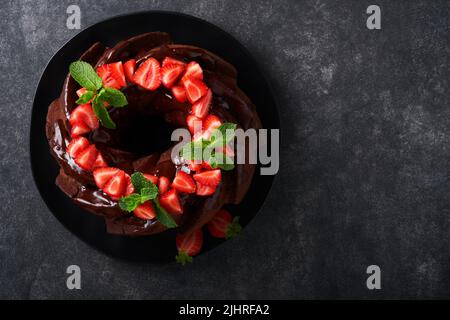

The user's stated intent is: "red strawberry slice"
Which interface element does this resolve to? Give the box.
[93,152,108,169]
[201,161,213,170]
[183,77,208,104]
[172,171,196,194]
[143,174,158,185]
[162,57,186,68]
[183,61,203,80]
[134,202,156,220]
[171,85,187,103]
[195,181,216,196]
[67,137,89,158]
[176,228,203,257]
[93,167,120,188]
[70,121,90,138]
[207,209,241,238]
[132,57,161,91]
[125,173,135,196]
[103,170,126,200]
[74,144,98,171]
[193,169,221,187]
[191,88,212,119]
[70,104,99,130]
[123,59,136,83]
[186,115,202,134]
[158,176,171,195]
[161,64,185,88]
[187,160,202,172]
[202,114,221,139]
[159,189,183,214]
[97,62,126,89]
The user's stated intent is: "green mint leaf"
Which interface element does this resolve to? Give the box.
[131,172,157,193]
[225,216,242,239]
[140,187,158,202]
[119,194,142,212]
[175,251,193,265]
[181,140,209,161]
[92,97,116,129]
[75,90,95,104]
[98,87,128,107]
[210,123,237,145]
[153,198,177,228]
[69,61,102,91]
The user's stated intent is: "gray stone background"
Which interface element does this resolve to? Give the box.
[0,0,449,299]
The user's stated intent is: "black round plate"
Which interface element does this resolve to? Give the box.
[30,11,279,263]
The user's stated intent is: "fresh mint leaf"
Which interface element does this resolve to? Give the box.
[69,61,102,91]
[225,216,241,239]
[98,87,128,107]
[210,123,237,145]
[140,187,158,202]
[75,90,95,104]
[181,140,209,161]
[119,194,142,212]
[92,97,116,129]
[153,198,177,228]
[210,156,235,171]
[131,172,157,193]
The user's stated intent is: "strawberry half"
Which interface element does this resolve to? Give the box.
[158,176,171,195]
[97,62,126,89]
[172,171,196,194]
[70,103,99,133]
[183,61,203,80]
[125,173,135,196]
[74,144,98,171]
[191,88,212,119]
[67,137,89,158]
[123,59,136,83]
[93,152,108,169]
[159,189,183,214]
[193,169,221,187]
[103,170,126,200]
[186,115,202,135]
[176,228,203,265]
[143,174,158,185]
[134,202,156,220]
[183,77,208,104]
[171,85,187,103]
[132,57,161,91]
[93,167,120,188]
[186,160,202,172]
[161,64,185,88]
[195,181,216,196]
[207,209,241,239]
[201,114,221,139]
[162,57,186,68]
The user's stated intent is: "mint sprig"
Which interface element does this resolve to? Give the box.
[69,61,102,91]
[75,90,95,104]
[92,96,116,129]
[98,87,128,107]
[119,172,177,228]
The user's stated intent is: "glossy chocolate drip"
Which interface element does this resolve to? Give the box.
[46,32,261,236]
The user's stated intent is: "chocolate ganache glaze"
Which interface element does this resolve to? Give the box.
[46,32,262,236]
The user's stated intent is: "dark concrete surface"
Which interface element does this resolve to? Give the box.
[0,0,449,299]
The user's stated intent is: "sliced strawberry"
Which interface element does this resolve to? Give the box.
[162,57,186,68]
[123,59,136,83]
[158,176,171,195]
[183,77,208,104]
[132,57,161,91]
[193,169,221,187]
[74,144,98,171]
[187,160,202,172]
[70,121,90,138]
[195,181,216,196]
[161,64,185,88]
[183,61,203,80]
[159,189,183,214]
[186,115,202,135]
[202,114,221,139]
[207,209,241,239]
[93,152,108,169]
[76,88,87,98]
[176,228,203,257]
[70,103,99,130]
[125,173,134,196]
[171,85,187,103]
[172,171,196,194]
[143,174,158,185]
[67,137,89,158]
[93,167,120,188]
[191,88,212,119]
[134,201,156,220]
[103,170,126,199]
[201,161,213,170]
[97,62,126,89]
